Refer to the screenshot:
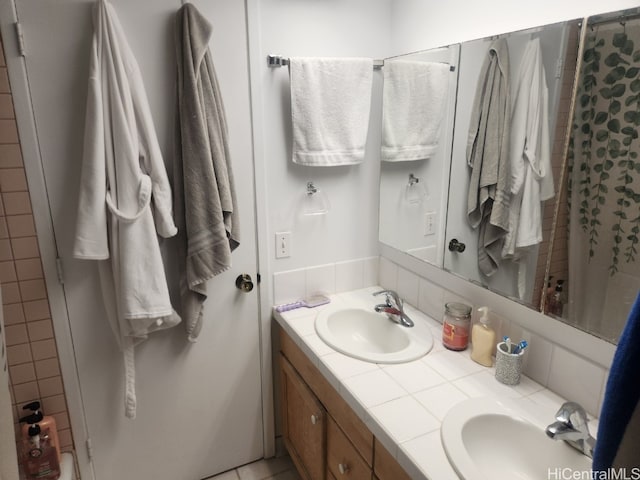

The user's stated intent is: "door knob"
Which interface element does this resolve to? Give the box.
[235,274,254,292]
[448,239,466,253]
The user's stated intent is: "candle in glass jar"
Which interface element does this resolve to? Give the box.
[442,302,471,351]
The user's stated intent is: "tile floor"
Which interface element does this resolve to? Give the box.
[205,455,302,480]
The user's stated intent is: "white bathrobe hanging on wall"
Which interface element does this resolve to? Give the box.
[502,38,555,299]
[73,0,181,419]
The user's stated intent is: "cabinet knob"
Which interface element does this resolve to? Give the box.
[338,463,349,475]
[310,414,318,425]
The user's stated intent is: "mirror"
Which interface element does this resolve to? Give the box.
[444,20,578,305]
[379,8,639,345]
[378,45,460,266]
[379,20,578,302]
[551,7,640,343]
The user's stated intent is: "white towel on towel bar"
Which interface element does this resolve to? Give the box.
[289,57,373,166]
[381,60,450,162]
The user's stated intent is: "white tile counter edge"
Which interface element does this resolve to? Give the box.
[273,287,599,480]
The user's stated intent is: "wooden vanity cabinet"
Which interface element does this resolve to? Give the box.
[278,327,412,480]
[280,355,326,480]
[373,439,412,480]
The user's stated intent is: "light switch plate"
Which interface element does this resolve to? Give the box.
[424,212,436,236]
[275,232,291,258]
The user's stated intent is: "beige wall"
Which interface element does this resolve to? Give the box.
[0,39,74,454]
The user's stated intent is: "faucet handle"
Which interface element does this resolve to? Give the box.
[373,290,393,307]
[555,402,590,433]
[373,289,402,307]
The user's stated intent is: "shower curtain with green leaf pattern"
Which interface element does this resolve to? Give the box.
[567,19,640,341]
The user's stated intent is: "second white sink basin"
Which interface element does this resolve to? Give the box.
[441,397,593,480]
[315,307,433,363]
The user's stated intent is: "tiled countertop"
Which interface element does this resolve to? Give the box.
[273,286,598,480]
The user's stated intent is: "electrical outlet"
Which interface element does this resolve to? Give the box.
[275,232,291,258]
[424,212,437,236]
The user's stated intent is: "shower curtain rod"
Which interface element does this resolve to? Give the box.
[266,54,455,72]
[587,8,640,27]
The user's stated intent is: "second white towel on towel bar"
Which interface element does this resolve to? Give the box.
[289,57,373,166]
[381,60,450,162]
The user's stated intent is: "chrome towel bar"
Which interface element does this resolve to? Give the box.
[267,54,384,69]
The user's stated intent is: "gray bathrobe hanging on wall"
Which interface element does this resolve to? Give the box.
[466,38,511,277]
[174,3,240,341]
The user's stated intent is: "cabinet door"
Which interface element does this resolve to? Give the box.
[280,329,374,465]
[281,354,326,480]
[327,416,371,480]
[373,438,412,480]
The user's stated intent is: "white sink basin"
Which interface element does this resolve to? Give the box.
[315,307,433,363]
[441,397,592,480]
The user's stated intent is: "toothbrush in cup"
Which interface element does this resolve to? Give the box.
[503,336,512,353]
[513,340,528,355]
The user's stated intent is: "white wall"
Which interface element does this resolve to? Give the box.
[390,0,640,53]
[255,0,392,283]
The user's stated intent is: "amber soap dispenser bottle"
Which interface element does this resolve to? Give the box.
[470,306,496,367]
[19,401,61,480]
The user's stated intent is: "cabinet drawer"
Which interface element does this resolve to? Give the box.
[373,438,412,480]
[280,328,374,465]
[327,416,371,480]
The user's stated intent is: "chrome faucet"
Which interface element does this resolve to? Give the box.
[545,401,596,458]
[373,290,414,327]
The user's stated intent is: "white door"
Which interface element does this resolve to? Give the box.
[13,1,264,479]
